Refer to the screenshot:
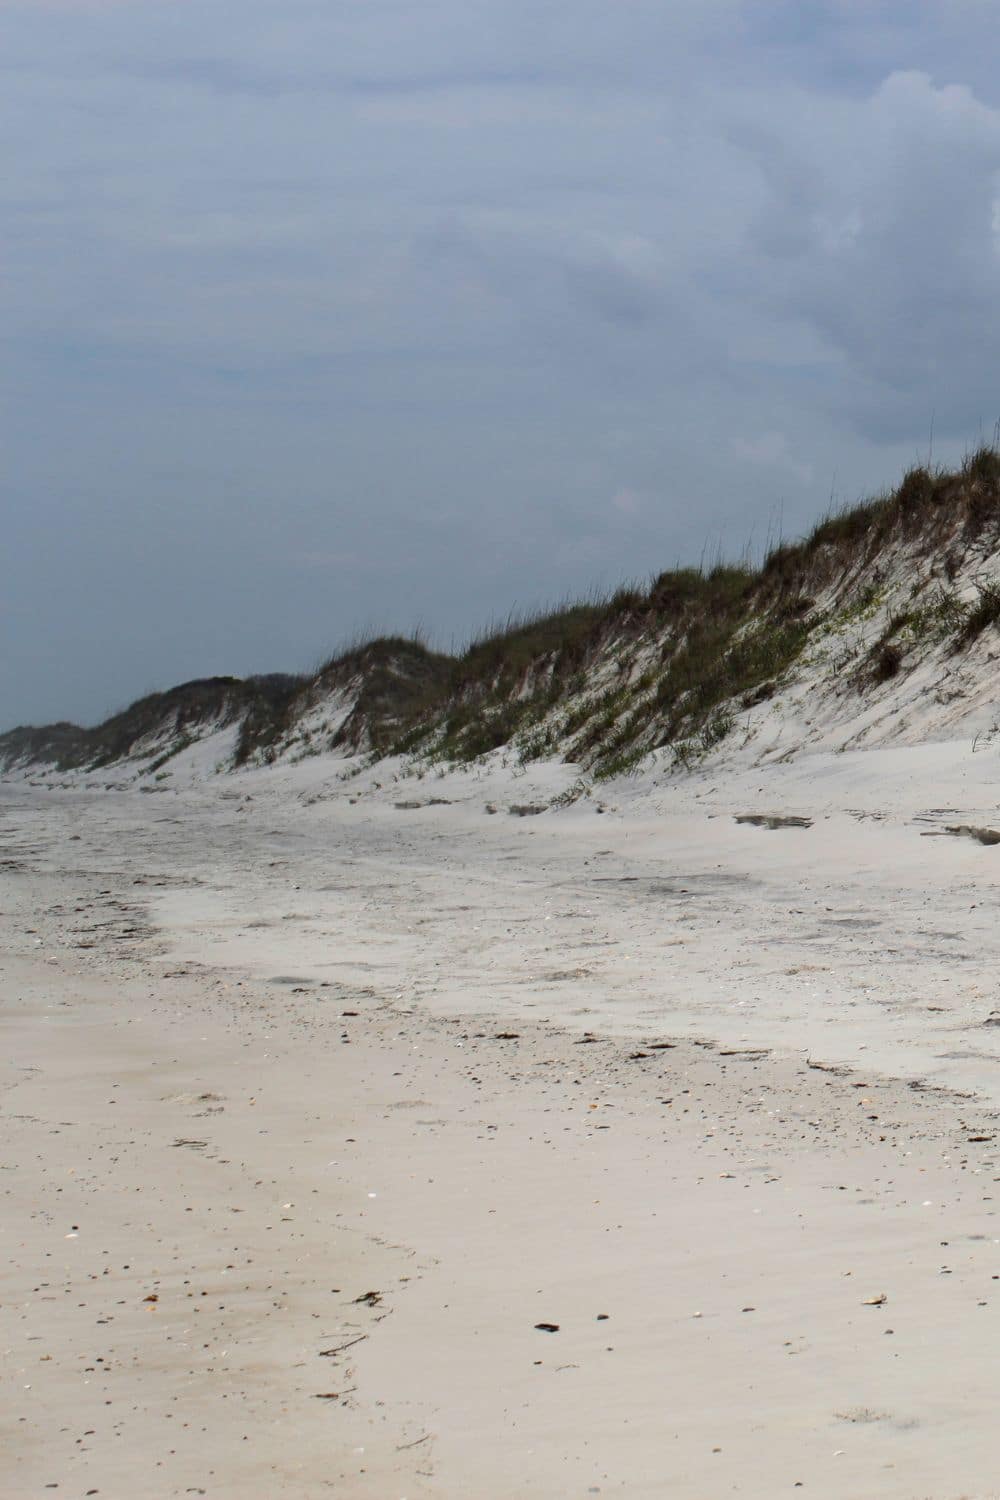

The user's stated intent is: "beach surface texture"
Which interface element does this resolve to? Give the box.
[4,742,1000,1498]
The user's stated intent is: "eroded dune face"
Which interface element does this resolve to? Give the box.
[11,456,1000,791]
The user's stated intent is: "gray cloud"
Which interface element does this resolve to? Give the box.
[5,1,1000,726]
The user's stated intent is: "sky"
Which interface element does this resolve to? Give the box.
[6,1,1000,727]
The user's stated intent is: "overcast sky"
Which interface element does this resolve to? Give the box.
[6,1,1000,727]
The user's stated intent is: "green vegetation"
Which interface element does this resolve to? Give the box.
[10,449,1000,781]
[144,734,197,774]
[954,579,1000,650]
[391,447,1000,770]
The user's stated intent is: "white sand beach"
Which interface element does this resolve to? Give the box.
[4,746,1000,1497]
[13,5,1000,1496]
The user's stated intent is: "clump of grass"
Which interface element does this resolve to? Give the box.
[883,609,914,638]
[871,642,903,682]
[761,449,1000,595]
[895,464,937,514]
[516,725,557,763]
[145,734,197,774]
[442,704,522,759]
[232,675,312,764]
[904,585,965,644]
[592,744,646,781]
[458,601,607,686]
[954,580,1000,650]
[549,778,592,807]
[237,637,450,763]
[962,445,1000,489]
[566,686,631,761]
[406,555,818,773]
[653,615,814,742]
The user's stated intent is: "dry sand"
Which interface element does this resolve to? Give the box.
[4,749,1000,1498]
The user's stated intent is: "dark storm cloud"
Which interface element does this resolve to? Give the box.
[5,0,1000,726]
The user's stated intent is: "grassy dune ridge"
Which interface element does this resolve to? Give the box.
[8,450,1000,777]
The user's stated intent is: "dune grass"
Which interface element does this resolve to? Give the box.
[10,450,1000,777]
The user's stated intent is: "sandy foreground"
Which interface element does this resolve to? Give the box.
[4,748,1000,1498]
